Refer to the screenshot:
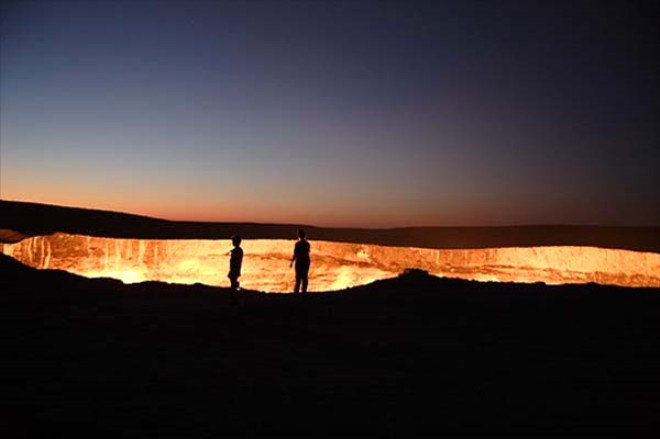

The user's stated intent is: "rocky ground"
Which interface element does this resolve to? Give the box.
[1,254,659,437]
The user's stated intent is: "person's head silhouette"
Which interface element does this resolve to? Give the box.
[297,229,306,240]
[231,235,242,247]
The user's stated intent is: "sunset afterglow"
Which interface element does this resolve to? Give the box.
[1,2,658,227]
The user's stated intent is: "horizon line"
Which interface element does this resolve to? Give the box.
[2,198,659,230]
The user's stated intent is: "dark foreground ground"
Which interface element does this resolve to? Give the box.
[1,254,659,437]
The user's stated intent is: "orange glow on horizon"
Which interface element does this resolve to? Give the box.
[1,193,527,228]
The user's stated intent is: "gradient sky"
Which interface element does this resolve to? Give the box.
[1,0,658,227]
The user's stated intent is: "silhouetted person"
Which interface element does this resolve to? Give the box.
[228,235,243,303]
[290,229,311,294]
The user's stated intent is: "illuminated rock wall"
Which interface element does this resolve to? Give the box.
[1,233,659,291]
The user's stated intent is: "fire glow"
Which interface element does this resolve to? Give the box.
[1,233,659,291]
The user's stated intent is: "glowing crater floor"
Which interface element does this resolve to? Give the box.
[2,233,659,291]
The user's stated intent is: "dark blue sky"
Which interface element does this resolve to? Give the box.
[1,0,658,226]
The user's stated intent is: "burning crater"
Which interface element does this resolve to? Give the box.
[1,232,659,291]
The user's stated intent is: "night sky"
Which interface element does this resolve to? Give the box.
[1,1,658,227]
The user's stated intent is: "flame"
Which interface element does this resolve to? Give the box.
[1,233,659,291]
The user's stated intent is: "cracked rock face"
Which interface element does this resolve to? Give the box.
[2,233,659,291]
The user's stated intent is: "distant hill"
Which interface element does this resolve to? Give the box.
[1,200,659,252]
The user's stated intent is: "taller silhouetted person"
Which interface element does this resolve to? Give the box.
[290,229,311,294]
[228,235,243,304]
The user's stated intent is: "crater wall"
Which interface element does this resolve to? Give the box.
[2,233,659,291]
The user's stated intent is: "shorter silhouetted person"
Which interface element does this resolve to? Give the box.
[228,235,243,303]
[290,229,310,294]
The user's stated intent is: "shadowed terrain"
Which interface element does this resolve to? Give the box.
[1,254,659,436]
[2,200,659,435]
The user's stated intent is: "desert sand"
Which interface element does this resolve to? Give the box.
[1,200,659,435]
